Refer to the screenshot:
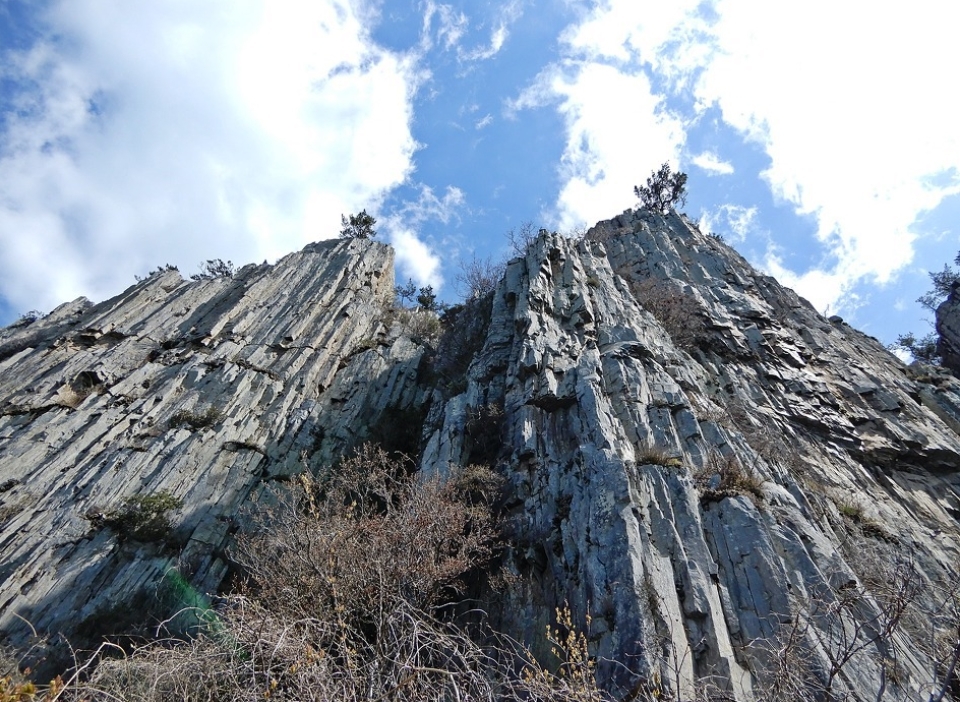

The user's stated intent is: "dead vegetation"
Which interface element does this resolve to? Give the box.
[695,451,765,506]
[629,277,709,352]
[8,445,619,701]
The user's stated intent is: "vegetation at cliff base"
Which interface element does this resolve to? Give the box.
[13,446,616,701]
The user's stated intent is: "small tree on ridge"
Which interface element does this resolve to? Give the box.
[635,162,688,214]
[340,210,378,239]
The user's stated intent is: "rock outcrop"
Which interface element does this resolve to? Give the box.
[0,238,431,671]
[1,211,959,700]
[426,210,960,700]
[938,281,960,377]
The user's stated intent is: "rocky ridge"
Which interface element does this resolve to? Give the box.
[0,238,430,670]
[1,211,959,700]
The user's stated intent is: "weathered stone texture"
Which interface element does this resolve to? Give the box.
[423,211,960,700]
[2,211,959,700]
[0,238,430,670]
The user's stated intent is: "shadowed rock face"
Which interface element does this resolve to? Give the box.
[939,283,960,377]
[2,213,959,699]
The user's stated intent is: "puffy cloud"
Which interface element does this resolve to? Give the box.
[512,61,685,231]
[525,0,960,313]
[693,1,960,291]
[0,0,421,315]
[382,184,464,289]
[388,227,444,289]
[692,152,733,175]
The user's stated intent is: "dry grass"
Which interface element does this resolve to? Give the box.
[695,452,765,506]
[7,446,618,700]
[636,445,683,468]
[629,277,708,352]
[386,306,444,346]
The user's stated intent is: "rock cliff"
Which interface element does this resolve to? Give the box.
[1,211,959,700]
[0,238,431,671]
[938,282,960,377]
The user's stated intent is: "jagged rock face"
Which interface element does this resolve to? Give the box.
[0,238,431,671]
[424,211,960,700]
[939,282,960,377]
[2,213,960,700]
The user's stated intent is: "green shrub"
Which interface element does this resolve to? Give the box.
[463,403,505,466]
[190,259,235,280]
[168,406,223,431]
[135,264,178,282]
[339,210,377,239]
[11,310,44,328]
[634,162,687,214]
[90,491,182,542]
[429,295,493,395]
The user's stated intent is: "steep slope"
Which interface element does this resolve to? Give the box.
[1,211,959,700]
[0,238,432,672]
[423,210,960,700]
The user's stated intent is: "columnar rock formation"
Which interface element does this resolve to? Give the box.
[1,211,959,699]
[0,238,430,671]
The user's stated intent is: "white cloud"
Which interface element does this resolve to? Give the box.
[512,60,685,231]
[0,0,421,314]
[562,0,705,69]
[699,204,756,243]
[421,1,467,52]
[395,184,465,226]
[382,184,464,290]
[475,114,493,130]
[389,226,444,290]
[692,151,733,175]
[693,1,960,294]
[552,0,960,314]
[459,0,523,62]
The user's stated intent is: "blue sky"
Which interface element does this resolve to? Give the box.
[1,0,959,350]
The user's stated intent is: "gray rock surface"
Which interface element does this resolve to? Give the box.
[2,211,959,700]
[938,282,960,376]
[424,211,960,700]
[0,238,431,672]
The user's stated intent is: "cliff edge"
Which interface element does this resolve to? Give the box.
[1,212,959,700]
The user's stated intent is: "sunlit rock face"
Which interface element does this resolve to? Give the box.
[2,212,959,700]
[426,211,960,700]
[0,238,431,673]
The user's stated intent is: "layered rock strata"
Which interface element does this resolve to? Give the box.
[938,282,960,377]
[425,211,960,700]
[0,239,429,670]
[1,211,959,700]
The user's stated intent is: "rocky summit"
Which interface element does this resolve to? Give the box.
[1,210,959,700]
